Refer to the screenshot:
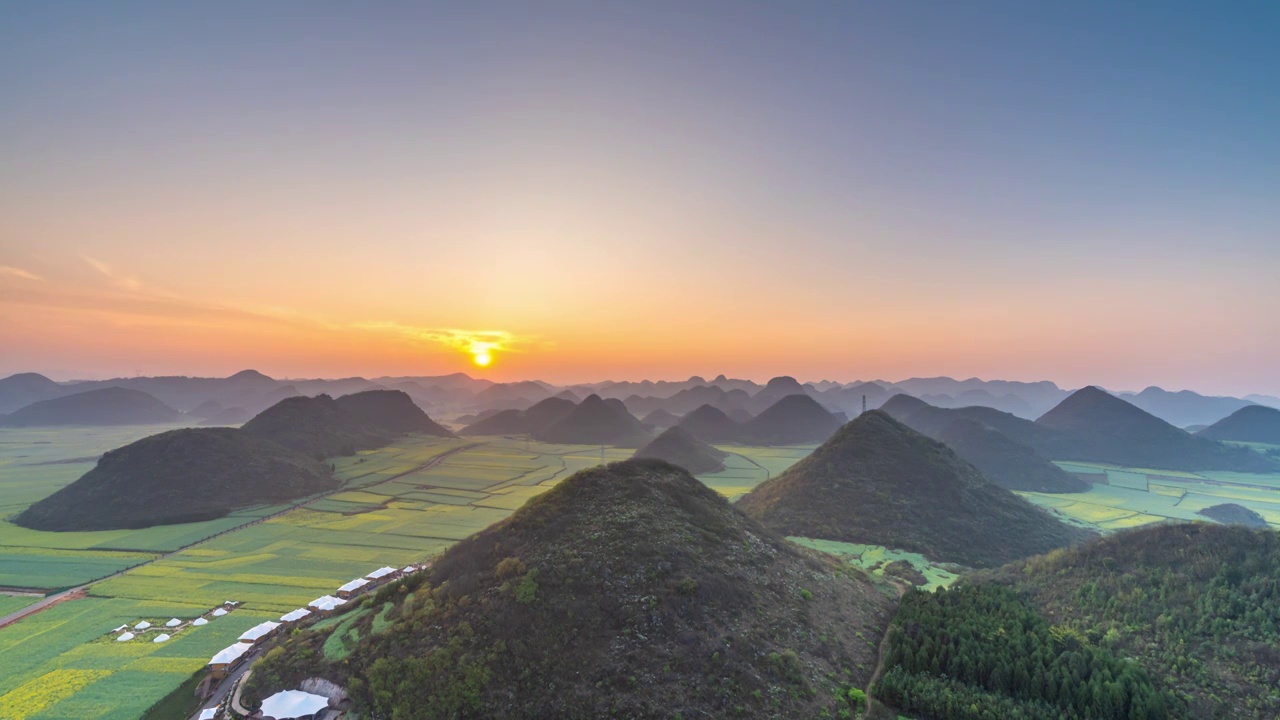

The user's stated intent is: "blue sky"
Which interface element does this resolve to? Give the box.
[1,1,1278,393]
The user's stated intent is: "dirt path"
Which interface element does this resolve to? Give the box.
[864,580,907,718]
[0,588,85,630]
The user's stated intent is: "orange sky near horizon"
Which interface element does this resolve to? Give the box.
[0,249,1271,396]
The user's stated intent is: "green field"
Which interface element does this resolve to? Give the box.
[1023,463,1280,531]
[790,537,961,591]
[698,444,813,500]
[0,432,743,718]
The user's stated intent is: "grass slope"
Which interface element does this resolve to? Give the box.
[0,388,180,428]
[1197,405,1280,444]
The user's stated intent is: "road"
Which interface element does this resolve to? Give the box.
[863,579,907,719]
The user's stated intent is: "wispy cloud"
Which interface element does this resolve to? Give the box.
[82,255,142,291]
[0,265,44,282]
[353,323,532,356]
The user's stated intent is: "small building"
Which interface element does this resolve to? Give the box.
[165,618,182,628]
[193,617,209,627]
[197,708,217,720]
[153,633,171,643]
[111,624,128,634]
[224,600,241,608]
[401,564,417,575]
[239,621,281,645]
[280,608,311,624]
[336,577,370,599]
[211,608,229,618]
[308,596,346,615]
[116,632,135,642]
[365,566,398,585]
[134,620,151,630]
[259,689,329,720]
[208,642,254,680]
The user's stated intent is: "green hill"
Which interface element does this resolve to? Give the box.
[13,428,335,531]
[936,418,1088,492]
[459,397,575,436]
[737,411,1093,568]
[739,394,842,445]
[1198,502,1269,527]
[973,523,1280,719]
[631,426,728,474]
[674,403,742,443]
[1036,386,1276,472]
[243,459,893,719]
[242,389,448,458]
[533,394,651,447]
[334,389,455,437]
[1196,404,1280,444]
[0,387,180,427]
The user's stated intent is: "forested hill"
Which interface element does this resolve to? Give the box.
[882,523,1280,720]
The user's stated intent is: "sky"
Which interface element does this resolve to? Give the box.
[2,1,1278,395]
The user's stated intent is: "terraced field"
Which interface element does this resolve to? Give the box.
[1022,461,1280,531]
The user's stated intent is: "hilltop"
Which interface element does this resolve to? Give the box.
[0,372,67,414]
[739,394,843,445]
[737,411,1092,568]
[459,397,575,437]
[1036,386,1277,472]
[533,394,651,447]
[244,459,894,719]
[334,389,455,437]
[1197,404,1280,444]
[674,403,742,443]
[1198,502,1269,527]
[632,426,728,474]
[976,523,1280,719]
[242,390,450,458]
[13,428,336,531]
[882,395,1085,492]
[639,407,679,429]
[0,387,181,427]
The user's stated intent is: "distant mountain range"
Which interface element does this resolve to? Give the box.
[3,369,1279,432]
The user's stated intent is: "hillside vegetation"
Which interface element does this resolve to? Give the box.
[982,523,1280,719]
[532,394,651,447]
[245,459,894,719]
[243,389,451,458]
[737,411,1093,568]
[13,428,336,531]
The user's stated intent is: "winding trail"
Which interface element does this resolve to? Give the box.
[864,580,907,718]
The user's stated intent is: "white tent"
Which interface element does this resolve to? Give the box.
[153,633,171,643]
[337,577,370,594]
[116,632,135,642]
[260,689,329,719]
[209,642,253,666]
[193,617,209,626]
[239,620,281,643]
[308,595,347,612]
[211,608,228,617]
[111,624,128,633]
[366,566,397,581]
[165,618,182,627]
[280,608,311,623]
[134,620,151,630]
[197,708,217,720]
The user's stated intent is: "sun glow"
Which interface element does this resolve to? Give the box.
[470,341,495,367]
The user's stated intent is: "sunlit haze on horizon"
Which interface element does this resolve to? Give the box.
[3,2,1278,396]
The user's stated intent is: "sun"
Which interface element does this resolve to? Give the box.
[469,341,495,368]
